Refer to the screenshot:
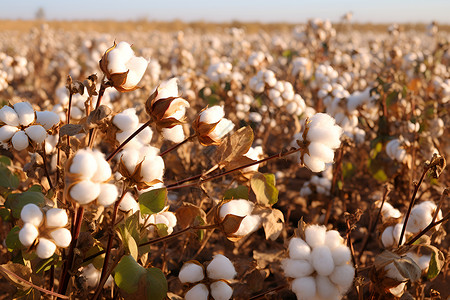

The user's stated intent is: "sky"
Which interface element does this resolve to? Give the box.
[0,0,449,24]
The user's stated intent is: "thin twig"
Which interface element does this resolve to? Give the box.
[41,141,54,190]
[160,135,196,157]
[248,283,289,300]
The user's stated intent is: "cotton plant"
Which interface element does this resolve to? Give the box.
[19,203,71,259]
[291,57,313,81]
[193,105,234,146]
[249,69,277,93]
[282,224,355,300]
[267,80,306,116]
[81,264,113,288]
[0,102,60,151]
[112,108,153,149]
[179,254,236,300]
[386,137,411,166]
[218,199,262,238]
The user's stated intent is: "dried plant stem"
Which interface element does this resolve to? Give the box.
[41,141,54,190]
[87,83,108,148]
[166,147,301,190]
[160,134,196,157]
[346,218,357,268]
[58,206,84,297]
[398,165,430,246]
[106,119,153,162]
[248,283,289,300]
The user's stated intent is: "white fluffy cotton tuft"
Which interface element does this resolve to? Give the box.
[24,125,47,143]
[207,254,237,280]
[210,280,233,300]
[179,262,205,283]
[19,223,39,247]
[69,180,101,205]
[45,208,68,228]
[0,105,20,126]
[11,130,29,151]
[312,246,335,276]
[281,259,314,278]
[13,102,35,126]
[49,228,72,248]
[21,203,43,227]
[36,238,57,259]
[292,276,316,300]
[289,237,311,260]
[305,224,327,248]
[185,283,209,300]
[36,111,60,130]
[97,184,119,207]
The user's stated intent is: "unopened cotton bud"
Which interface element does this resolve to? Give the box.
[0,105,20,126]
[97,184,119,207]
[185,283,209,300]
[19,223,39,247]
[289,237,311,260]
[210,281,233,300]
[207,254,236,280]
[36,238,57,259]
[24,125,47,143]
[281,258,314,278]
[70,150,97,179]
[69,180,101,204]
[49,228,72,247]
[11,130,29,151]
[46,208,68,228]
[305,224,326,248]
[0,125,18,142]
[36,111,60,130]
[13,102,35,126]
[21,203,43,227]
[292,276,316,300]
[179,262,205,283]
[312,245,335,276]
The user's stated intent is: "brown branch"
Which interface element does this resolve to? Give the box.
[248,283,289,300]
[160,134,196,157]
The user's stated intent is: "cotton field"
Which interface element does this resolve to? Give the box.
[0,20,448,299]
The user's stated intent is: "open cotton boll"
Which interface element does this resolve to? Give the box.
[210,281,233,300]
[331,244,351,266]
[120,148,140,174]
[46,208,68,228]
[308,142,335,163]
[13,102,35,126]
[0,106,20,126]
[235,215,261,236]
[21,203,43,227]
[330,264,355,292]
[207,254,236,280]
[162,125,185,143]
[380,202,401,219]
[178,262,205,283]
[316,275,340,299]
[70,149,98,179]
[219,199,254,219]
[97,184,119,207]
[140,155,164,183]
[118,192,139,213]
[123,57,148,89]
[155,77,179,101]
[302,154,326,173]
[159,211,177,229]
[381,226,395,248]
[136,125,153,144]
[406,201,439,234]
[325,230,344,250]
[305,225,327,248]
[69,180,101,205]
[36,238,57,259]
[11,130,29,151]
[91,151,112,182]
[289,237,311,260]
[312,245,335,276]
[24,125,47,143]
[209,118,234,141]
[36,111,60,130]
[49,228,72,247]
[0,125,18,142]
[113,109,139,131]
[19,223,39,247]
[185,283,209,300]
[281,258,314,278]
[292,276,316,300]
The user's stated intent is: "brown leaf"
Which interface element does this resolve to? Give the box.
[0,262,32,289]
[60,124,83,137]
[215,126,254,166]
[220,214,245,236]
[176,203,206,229]
[87,105,112,125]
[259,208,284,241]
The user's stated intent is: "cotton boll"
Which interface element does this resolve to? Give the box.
[0,125,18,142]
[21,203,43,227]
[113,109,139,131]
[162,125,185,143]
[307,125,342,150]
[235,215,261,236]
[97,184,119,207]
[219,199,254,219]
[207,254,236,280]
[381,226,394,248]
[46,208,68,228]
[118,192,139,213]
[159,211,177,229]
[69,180,101,205]
[36,111,60,130]
[185,283,209,300]
[24,125,47,143]
[330,264,355,292]
[331,245,351,266]
[123,56,148,89]
[312,245,335,276]
[178,262,205,283]
[392,223,404,246]
[316,275,340,299]
[199,106,225,124]
[70,149,98,179]
[91,151,112,182]
[11,130,29,151]
[49,228,72,247]
[308,142,335,163]
[406,201,436,234]
[36,238,57,259]
[305,225,327,248]
[19,223,39,247]
[13,102,35,126]
[389,282,406,297]
[209,118,234,140]
[281,258,314,278]
[325,230,344,250]
[289,237,311,260]
[303,153,326,172]
[120,148,140,174]
[292,276,316,300]
[136,125,153,144]
[83,264,100,287]
[210,280,233,300]
[140,155,164,183]
[0,105,20,126]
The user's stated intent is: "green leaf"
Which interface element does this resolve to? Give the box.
[117,225,138,260]
[0,155,12,166]
[223,185,249,200]
[155,223,169,237]
[427,247,445,280]
[6,226,21,251]
[373,169,388,182]
[114,255,146,294]
[34,254,58,274]
[142,267,168,300]
[250,173,279,205]
[6,190,45,219]
[0,207,12,222]
[0,164,19,189]
[138,188,167,216]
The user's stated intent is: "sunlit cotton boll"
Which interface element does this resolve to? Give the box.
[69,180,101,205]
[207,254,237,280]
[21,203,43,227]
[0,105,20,126]
[45,208,68,228]
[19,223,39,247]
[305,224,327,248]
[97,184,119,207]
[406,201,442,234]
[49,228,72,248]
[178,262,205,283]
[292,276,316,300]
[289,237,311,260]
[13,102,35,126]
[0,125,19,142]
[11,130,29,151]
[112,108,140,132]
[36,238,57,259]
[185,283,209,300]
[210,280,233,300]
[312,246,335,276]
[162,125,185,143]
[118,192,139,213]
[35,111,60,130]
[70,149,98,179]
[281,259,314,278]
[24,125,47,143]
[219,199,261,236]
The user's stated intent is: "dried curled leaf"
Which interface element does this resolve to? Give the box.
[426,153,446,179]
[66,75,84,95]
[255,208,284,241]
[176,203,207,229]
[215,126,253,168]
[87,105,112,125]
[59,124,83,137]
[220,214,245,236]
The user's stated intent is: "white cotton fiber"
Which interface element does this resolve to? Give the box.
[91,151,112,182]
[179,262,205,283]
[159,211,177,228]
[219,199,254,219]
[330,264,355,292]
[292,276,316,300]
[97,183,119,207]
[25,125,47,143]
[49,228,72,248]
[316,275,340,299]
[69,180,101,205]
[302,153,326,173]
[21,203,43,227]
[13,102,35,126]
[36,111,60,130]
[161,125,185,143]
[210,280,233,300]
[305,224,327,248]
[11,130,29,151]
[113,109,139,131]
[199,106,225,124]
[185,283,209,300]
[392,223,404,246]
[140,155,164,183]
[281,258,314,278]
[325,230,344,250]
[312,245,335,276]
[207,254,236,280]
[389,282,406,297]
[308,142,335,163]
[36,238,57,259]
[70,149,97,179]
[118,192,139,213]
[234,215,261,236]
[46,208,68,228]
[136,125,153,144]
[82,264,100,287]
[0,105,20,126]
[288,237,311,260]
[0,125,18,142]
[331,244,351,266]
[19,223,39,247]
[381,226,394,248]
[120,148,140,174]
